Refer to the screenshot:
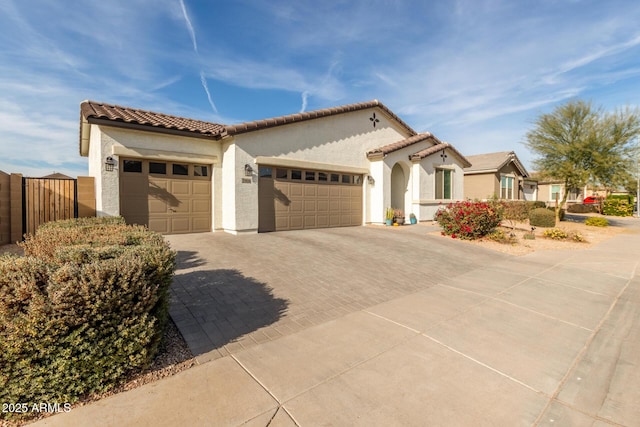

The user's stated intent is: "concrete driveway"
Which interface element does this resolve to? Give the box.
[36,222,640,426]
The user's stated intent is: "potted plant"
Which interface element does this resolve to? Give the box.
[409,213,417,224]
[394,209,405,225]
[385,207,394,226]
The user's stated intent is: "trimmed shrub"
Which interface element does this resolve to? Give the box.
[585,217,609,227]
[499,201,530,227]
[435,201,502,240]
[602,198,634,217]
[567,204,598,213]
[1,217,175,420]
[529,208,556,227]
[530,201,547,209]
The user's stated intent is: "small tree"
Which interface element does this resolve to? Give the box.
[525,100,640,222]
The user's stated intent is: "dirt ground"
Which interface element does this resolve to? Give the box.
[430,215,634,256]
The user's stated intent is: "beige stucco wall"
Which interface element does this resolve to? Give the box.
[464,173,498,200]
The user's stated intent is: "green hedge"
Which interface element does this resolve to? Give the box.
[529,208,556,227]
[0,217,175,420]
[602,198,634,217]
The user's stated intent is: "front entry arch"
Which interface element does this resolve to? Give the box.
[390,162,408,213]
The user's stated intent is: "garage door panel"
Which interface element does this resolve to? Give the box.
[258,167,362,232]
[192,217,210,232]
[317,215,329,227]
[148,218,169,233]
[304,215,316,228]
[304,185,317,197]
[121,159,211,234]
[290,216,304,229]
[149,199,167,214]
[171,217,190,234]
[192,181,210,195]
[317,186,329,197]
[317,200,329,212]
[290,200,304,213]
[192,199,210,214]
[290,184,304,197]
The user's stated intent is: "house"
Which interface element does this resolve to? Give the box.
[79,100,470,234]
[463,151,535,201]
[536,179,586,207]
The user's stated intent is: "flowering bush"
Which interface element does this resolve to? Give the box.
[435,201,502,240]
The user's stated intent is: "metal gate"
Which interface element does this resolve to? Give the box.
[22,177,78,235]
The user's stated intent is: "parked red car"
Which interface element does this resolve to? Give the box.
[583,196,602,204]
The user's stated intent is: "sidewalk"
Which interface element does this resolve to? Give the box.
[33,227,640,426]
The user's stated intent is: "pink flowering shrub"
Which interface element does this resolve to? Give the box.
[435,201,502,240]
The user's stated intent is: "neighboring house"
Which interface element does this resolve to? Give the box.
[536,180,585,206]
[463,151,533,201]
[79,100,470,234]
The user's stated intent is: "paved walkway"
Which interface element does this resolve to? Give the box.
[34,221,640,426]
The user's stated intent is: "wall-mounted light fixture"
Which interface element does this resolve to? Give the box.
[105,156,116,172]
[244,163,254,176]
[367,175,375,185]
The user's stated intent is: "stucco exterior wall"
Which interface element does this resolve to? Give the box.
[229,108,413,230]
[464,173,498,200]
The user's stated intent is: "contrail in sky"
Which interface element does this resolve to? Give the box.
[300,91,309,113]
[179,0,198,53]
[180,0,219,115]
[200,71,218,113]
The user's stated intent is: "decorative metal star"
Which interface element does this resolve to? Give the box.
[370,113,380,128]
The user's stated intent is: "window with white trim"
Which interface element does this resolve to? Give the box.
[500,176,514,199]
[551,184,562,201]
[435,169,452,199]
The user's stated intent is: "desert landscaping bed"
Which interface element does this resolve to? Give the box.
[430,216,632,256]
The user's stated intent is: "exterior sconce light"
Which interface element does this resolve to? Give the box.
[105,156,116,172]
[367,175,375,185]
[244,163,254,176]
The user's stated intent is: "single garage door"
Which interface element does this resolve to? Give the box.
[120,158,211,234]
[258,166,362,232]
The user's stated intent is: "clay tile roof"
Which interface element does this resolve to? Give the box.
[80,100,227,138]
[408,142,471,167]
[464,151,528,177]
[366,133,439,158]
[225,99,416,136]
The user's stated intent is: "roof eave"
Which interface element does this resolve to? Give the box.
[86,117,226,141]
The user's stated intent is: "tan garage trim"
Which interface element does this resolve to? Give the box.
[255,156,369,175]
[112,145,219,164]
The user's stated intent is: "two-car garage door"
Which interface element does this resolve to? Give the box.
[120,158,211,234]
[258,166,363,232]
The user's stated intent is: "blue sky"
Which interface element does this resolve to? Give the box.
[1,0,640,177]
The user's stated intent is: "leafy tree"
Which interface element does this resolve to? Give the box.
[525,100,640,221]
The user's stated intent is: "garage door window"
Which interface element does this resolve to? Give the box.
[276,168,288,179]
[305,171,316,181]
[330,173,339,182]
[123,160,142,173]
[291,170,302,180]
[194,165,208,177]
[341,175,351,184]
[259,167,272,178]
[318,172,328,182]
[149,162,166,174]
[173,164,189,176]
